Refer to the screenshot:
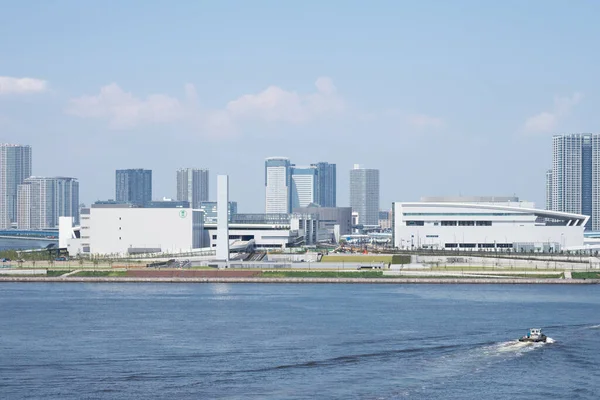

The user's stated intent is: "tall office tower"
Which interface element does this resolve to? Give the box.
[116,169,152,206]
[265,157,292,213]
[290,165,318,209]
[0,144,32,228]
[176,168,209,209]
[548,133,600,230]
[311,162,336,207]
[17,177,79,229]
[349,164,380,226]
[545,169,553,210]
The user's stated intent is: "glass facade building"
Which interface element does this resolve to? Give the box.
[176,168,209,209]
[116,169,152,206]
[311,162,336,207]
[265,157,292,213]
[548,134,600,230]
[17,177,79,229]
[0,144,32,228]
[200,201,238,224]
[350,164,380,226]
[290,166,318,210]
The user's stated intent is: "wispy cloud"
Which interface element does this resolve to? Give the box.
[65,83,184,129]
[0,76,47,94]
[406,113,445,129]
[66,77,345,133]
[523,92,583,133]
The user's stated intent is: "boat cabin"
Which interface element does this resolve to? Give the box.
[527,328,542,337]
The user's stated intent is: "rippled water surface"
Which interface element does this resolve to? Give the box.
[1,283,599,399]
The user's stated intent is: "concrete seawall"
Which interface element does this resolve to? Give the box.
[0,277,598,284]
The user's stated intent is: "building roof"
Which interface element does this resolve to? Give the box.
[399,202,589,226]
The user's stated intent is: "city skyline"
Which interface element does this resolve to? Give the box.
[4,1,598,212]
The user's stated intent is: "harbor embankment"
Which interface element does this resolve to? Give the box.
[0,276,598,284]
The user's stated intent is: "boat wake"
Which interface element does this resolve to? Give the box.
[484,337,554,356]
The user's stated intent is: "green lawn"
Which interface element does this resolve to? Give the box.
[261,270,386,278]
[572,272,600,279]
[70,270,127,277]
[46,270,72,277]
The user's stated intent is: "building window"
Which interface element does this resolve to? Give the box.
[212,235,217,240]
[459,243,476,248]
[476,221,492,226]
[441,221,457,226]
[458,221,475,226]
[406,221,424,226]
[445,243,458,248]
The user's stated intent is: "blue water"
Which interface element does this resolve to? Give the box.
[0,283,599,399]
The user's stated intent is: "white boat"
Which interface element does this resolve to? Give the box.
[518,328,548,343]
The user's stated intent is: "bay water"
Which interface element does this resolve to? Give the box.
[0,283,599,399]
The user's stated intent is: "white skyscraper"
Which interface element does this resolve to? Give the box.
[290,166,318,209]
[17,177,79,230]
[265,157,292,213]
[176,168,209,209]
[0,144,32,228]
[350,164,380,226]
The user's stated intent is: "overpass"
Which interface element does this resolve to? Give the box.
[0,230,59,240]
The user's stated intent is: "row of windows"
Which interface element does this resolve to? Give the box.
[406,221,493,226]
[444,243,513,248]
[403,213,532,216]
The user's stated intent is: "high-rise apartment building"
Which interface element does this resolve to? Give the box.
[548,133,600,230]
[265,157,292,213]
[176,168,209,209]
[17,177,79,229]
[311,162,336,207]
[116,169,152,206]
[0,144,32,228]
[350,164,380,226]
[290,166,318,210]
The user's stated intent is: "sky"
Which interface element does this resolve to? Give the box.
[2,0,600,212]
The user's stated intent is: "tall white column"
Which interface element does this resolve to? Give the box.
[216,175,230,261]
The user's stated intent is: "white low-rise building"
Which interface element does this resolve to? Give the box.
[393,202,587,252]
[60,205,205,256]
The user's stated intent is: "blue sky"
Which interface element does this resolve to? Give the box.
[2,0,600,211]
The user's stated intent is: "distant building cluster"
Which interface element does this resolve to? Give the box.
[8,133,599,257]
[0,144,79,230]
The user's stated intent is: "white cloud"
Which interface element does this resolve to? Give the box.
[523,92,583,133]
[66,83,184,129]
[406,113,445,129]
[0,76,47,94]
[66,77,345,132]
[225,76,344,123]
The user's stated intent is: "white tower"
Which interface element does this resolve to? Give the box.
[216,175,230,262]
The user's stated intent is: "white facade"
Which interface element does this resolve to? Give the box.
[206,224,300,249]
[393,202,587,252]
[265,157,291,213]
[60,206,205,256]
[216,175,229,261]
[290,167,317,209]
